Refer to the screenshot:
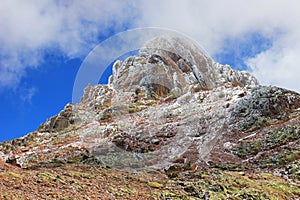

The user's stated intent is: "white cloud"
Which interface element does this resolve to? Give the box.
[0,0,138,88]
[136,0,300,92]
[247,34,300,92]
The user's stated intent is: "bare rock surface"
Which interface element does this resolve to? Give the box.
[110,35,258,97]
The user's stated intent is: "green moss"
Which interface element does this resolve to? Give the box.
[128,105,143,113]
[265,124,300,148]
[260,150,300,168]
[232,124,300,159]
[68,171,92,179]
[37,172,66,185]
[231,141,262,158]
[148,181,164,188]
[2,172,22,179]
[168,169,300,199]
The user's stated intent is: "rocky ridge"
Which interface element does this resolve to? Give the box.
[0,35,299,199]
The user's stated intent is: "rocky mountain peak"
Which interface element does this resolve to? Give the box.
[0,35,299,199]
[109,35,258,99]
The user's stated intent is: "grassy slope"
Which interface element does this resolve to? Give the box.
[0,160,299,200]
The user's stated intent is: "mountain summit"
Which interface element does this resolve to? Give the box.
[110,35,257,95]
[1,35,299,199]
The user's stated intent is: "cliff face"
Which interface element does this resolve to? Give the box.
[0,35,299,199]
[110,35,257,96]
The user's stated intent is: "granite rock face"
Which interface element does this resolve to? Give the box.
[0,35,299,188]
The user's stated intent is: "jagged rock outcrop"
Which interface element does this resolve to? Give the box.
[230,86,300,131]
[38,104,77,132]
[109,35,258,99]
[1,35,299,192]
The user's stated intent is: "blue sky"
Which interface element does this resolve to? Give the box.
[0,0,300,142]
[0,57,80,141]
[215,33,272,70]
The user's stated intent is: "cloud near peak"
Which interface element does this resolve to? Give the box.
[0,0,300,93]
[137,0,300,92]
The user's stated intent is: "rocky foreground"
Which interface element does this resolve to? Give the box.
[0,35,299,199]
